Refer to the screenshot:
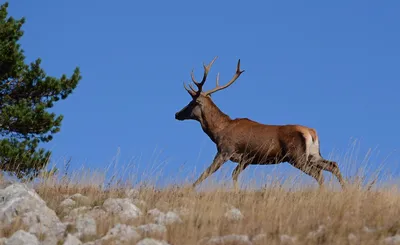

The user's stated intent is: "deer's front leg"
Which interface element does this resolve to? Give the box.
[192,152,231,188]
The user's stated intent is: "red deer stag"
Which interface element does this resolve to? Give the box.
[175,57,346,190]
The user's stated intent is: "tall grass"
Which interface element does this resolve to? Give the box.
[1,142,400,244]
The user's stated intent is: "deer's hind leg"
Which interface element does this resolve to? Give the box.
[287,132,325,187]
[305,135,346,189]
[306,140,346,189]
[315,158,346,189]
[290,160,325,187]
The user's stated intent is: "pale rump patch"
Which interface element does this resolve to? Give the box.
[309,139,320,158]
[304,132,321,161]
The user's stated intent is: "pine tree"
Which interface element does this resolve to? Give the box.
[0,2,81,180]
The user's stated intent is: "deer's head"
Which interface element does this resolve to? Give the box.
[175,56,244,122]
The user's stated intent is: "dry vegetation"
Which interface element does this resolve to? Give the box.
[2,149,400,245]
[15,177,400,244]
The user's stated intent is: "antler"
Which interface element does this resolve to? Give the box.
[184,56,218,98]
[203,59,245,96]
[183,56,244,98]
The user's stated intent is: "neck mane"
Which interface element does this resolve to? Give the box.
[198,99,231,143]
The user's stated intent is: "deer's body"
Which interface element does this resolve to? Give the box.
[175,57,346,189]
[220,120,317,165]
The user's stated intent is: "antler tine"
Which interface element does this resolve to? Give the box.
[188,83,197,93]
[216,72,220,87]
[183,82,197,97]
[189,56,218,94]
[203,59,245,96]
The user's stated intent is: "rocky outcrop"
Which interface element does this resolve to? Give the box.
[0,183,65,244]
[0,183,173,245]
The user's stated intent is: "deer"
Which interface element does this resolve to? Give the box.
[174,56,346,190]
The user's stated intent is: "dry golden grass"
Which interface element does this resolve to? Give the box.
[25,172,400,244]
[2,146,400,245]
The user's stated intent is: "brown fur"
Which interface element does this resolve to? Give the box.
[175,57,346,190]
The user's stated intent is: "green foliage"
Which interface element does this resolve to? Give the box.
[0,2,81,180]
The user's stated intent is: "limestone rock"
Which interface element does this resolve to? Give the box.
[0,183,65,244]
[63,234,82,245]
[102,198,142,221]
[4,230,39,245]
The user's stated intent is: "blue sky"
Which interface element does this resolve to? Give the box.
[8,0,400,187]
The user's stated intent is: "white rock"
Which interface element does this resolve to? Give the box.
[103,198,142,221]
[363,226,376,233]
[69,194,90,205]
[132,199,147,208]
[137,223,167,237]
[86,207,108,220]
[136,238,170,245]
[60,198,77,216]
[80,242,99,245]
[155,211,182,225]
[102,223,140,242]
[348,233,358,245]
[148,209,170,224]
[69,206,91,214]
[252,234,267,243]
[148,209,163,218]
[124,189,140,199]
[80,242,97,245]
[383,235,400,245]
[5,230,39,245]
[64,207,91,222]
[280,234,296,245]
[197,237,211,245]
[307,225,326,240]
[0,183,66,243]
[60,198,77,208]
[224,208,244,221]
[74,214,97,238]
[63,234,82,245]
[205,234,252,245]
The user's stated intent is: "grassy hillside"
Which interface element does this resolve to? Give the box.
[2,162,400,245]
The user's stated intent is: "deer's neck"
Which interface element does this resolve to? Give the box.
[199,102,231,143]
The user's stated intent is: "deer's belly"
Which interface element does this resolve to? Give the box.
[230,151,285,165]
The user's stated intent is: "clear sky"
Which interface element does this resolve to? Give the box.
[8,0,400,188]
